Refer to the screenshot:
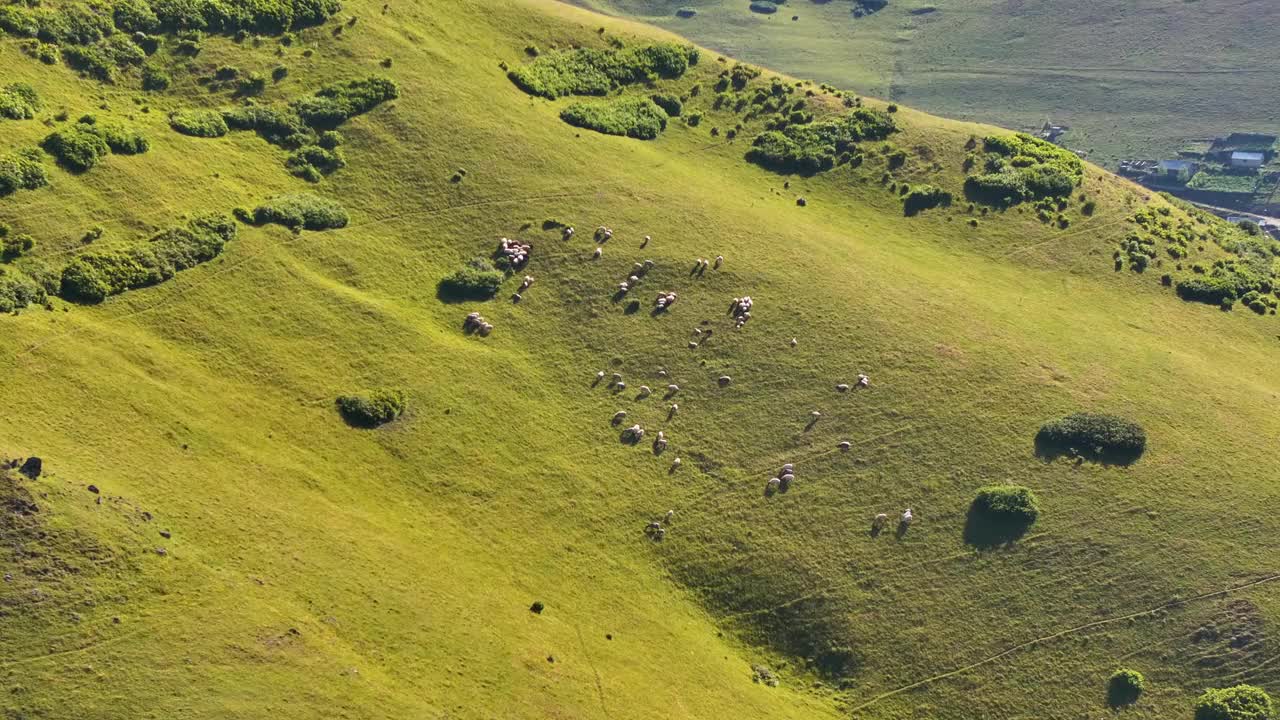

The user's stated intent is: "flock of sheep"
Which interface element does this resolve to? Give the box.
[465,225,903,541]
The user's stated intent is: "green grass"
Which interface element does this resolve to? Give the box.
[0,1,1278,719]
[1187,171,1259,194]
[579,0,1280,167]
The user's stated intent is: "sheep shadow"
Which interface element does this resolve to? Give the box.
[962,503,1031,549]
[612,290,627,303]
[623,300,641,315]
[895,521,910,539]
[619,432,642,445]
[591,376,602,388]
[804,418,819,432]
[1033,433,1143,467]
[869,524,884,538]
[649,307,666,318]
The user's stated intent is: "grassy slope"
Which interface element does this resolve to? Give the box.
[1,1,1278,719]
[576,0,1280,166]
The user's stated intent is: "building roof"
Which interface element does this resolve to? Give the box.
[1232,151,1265,162]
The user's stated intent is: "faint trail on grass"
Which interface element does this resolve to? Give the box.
[0,625,148,667]
[843,573,1280,715]
[574,624,610,719]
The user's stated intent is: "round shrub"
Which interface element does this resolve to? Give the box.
[335,388,407,428]
[251,193,349,230]
[438,258,504,301]
[964,485,1040,546]
[1107,669,1144,707]
[650,93,682,117]
[59,259,110,303]
[1195,685,1274,720]
[170,109,228,138]
[1035,412,1146,464]
[560,96,668,140]
[141,63,171,91]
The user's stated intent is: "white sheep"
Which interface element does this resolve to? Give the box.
[664,509,674,523]
[596,370,605,381]
[616,381,626,391]
[642,235,651,246]
[766,477,781,492]
[593,247,603,259]
[901,508,913,524]
[838,441,851,451]
[718,375,732,386]
[511,292,522,303]
[671,457,681,469]
[688,341,698,349]
[667,384,680,394]
[857,374,870,388]
[669,403,679,415]
[521,276,535,290]
[873,513,888,528]
[638,386,651,398]
[612,373,623,383]
[657,369,668,377]
[836,383,850,392]
[809,410,821,419]
[790,338,798,347]
[612,410,628,422]
[714,255,723,268]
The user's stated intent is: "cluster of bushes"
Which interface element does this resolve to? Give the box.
[0,148,49,197]
[714,63,760,92]
[508,42,698,99]
[745,107,896,174]
[61,34,146,81]
[0,0,339,42]
[169,108,228,137]
[336,388,407,428]
[292,76,399,128]
[42,116,149,171]
[244,192,348,230]
[560,96,669,140]
[964,133,1083,207]
[964,485,1040,546]
[285,144,345,181]
[903,184,951,216]
[438,258,505,300]
[1035,412,1146,464]
[141,62,171,90]
[222,103,312,147]
[0,224,36,262]
[0,83,41,120]
[59,212,236,303]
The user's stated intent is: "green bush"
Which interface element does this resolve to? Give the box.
[59,213,236,303]
[61,44,115,81]
[1194,685,1274,720]
[560,96,668,140]
[964,485,1040,545]
[285,144,345,180]
[438,258,505,300]
[0,148,49,197]
[18,40,60,64]
[292,76,399,129]
[966,133,1082,206]
[42,124,110,171]
[903,184,952,216]
[508,42,698,99]
[170,109,229,137]
[0,83,41,120]
[745,107,895,174]
[0,224,35,262]
[650,93,682,117]
[335,388,407,428]
[1036,412,1146,464]
[1105,669,1145,707]
[141,62,172,90]
[317,130,342,149]
[87,119,150,154]
[222,105,313,148]
[250,192,349,230]
[238,71,267,96]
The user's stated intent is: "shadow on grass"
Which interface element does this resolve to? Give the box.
[1033,433,1144,467]
[435,282,496,305]
[962,503,1033,549]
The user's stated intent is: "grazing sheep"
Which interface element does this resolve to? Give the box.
[638,386,651,398]
[521,276,535,290]
[688,341,698,349]
[838,441,851,451]
[657,369,668,377]
[790,338,798,347]
[629,275,640,285]
[836,383,850,392]
[665,509,674,523]
[669,403,679,416]
[656,527,665,539]
[613,410,628,422]
[901,508,913,524]
[479,322,493,336]
[780,463,793,475]
[619,282,630,292]
[632,262,644,274]
[596,370,605,381]
[593,247,603,259]
[616,381,626,391]
[766,477,781,491]
[643,259,655,270]
[714,255,723,269]
[563,226,575,240]
[646,521,661,532]
[497,237,532,267]
[511,292,522,303]
[718,375,732,386]
[667,384,679,394]
[809,410,821,419]
[642,235,651,248]
[671,457,681,469]
[654,438,667,453]
[873,513,888,529]
[612,373,623,383]
[780,473,795,484]
[857,374,870,388]
[779,474,793,491]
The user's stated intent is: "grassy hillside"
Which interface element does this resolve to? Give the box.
[575,0,1280,166]
[0,1,1278,719]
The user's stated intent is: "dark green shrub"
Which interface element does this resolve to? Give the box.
[170,109,228,137]
[250,192,349,230]
[748,1,778,13]
[0,272,48,313]
[335,388,407,428]
[272,64,289,81]
[42,124,110,171]
[215,65,240,81]
[316,130,342,149]
[1194,685,1273,720]
[685,111,703,127]
[903,185,952,216]
[0,224,35,262]
[236,72,267,96]
[61,44,115,81]
[0,83,41,120]
[650,93,682,117]
[438,258,505,300]
[964,485,1040,546]
[1035,412,1146,464]
[966,133,1082,207]
[222,105,313,148]
[560,96,668,140]
[0,148,49,196]
[59,213,236,303]
[88,120,150,154]
[112,0,159,33]
[141,63,172,90]
[19,40,60,64]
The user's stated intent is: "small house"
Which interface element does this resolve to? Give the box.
[1157,160,1196,181]
[1230,151,1265,170]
